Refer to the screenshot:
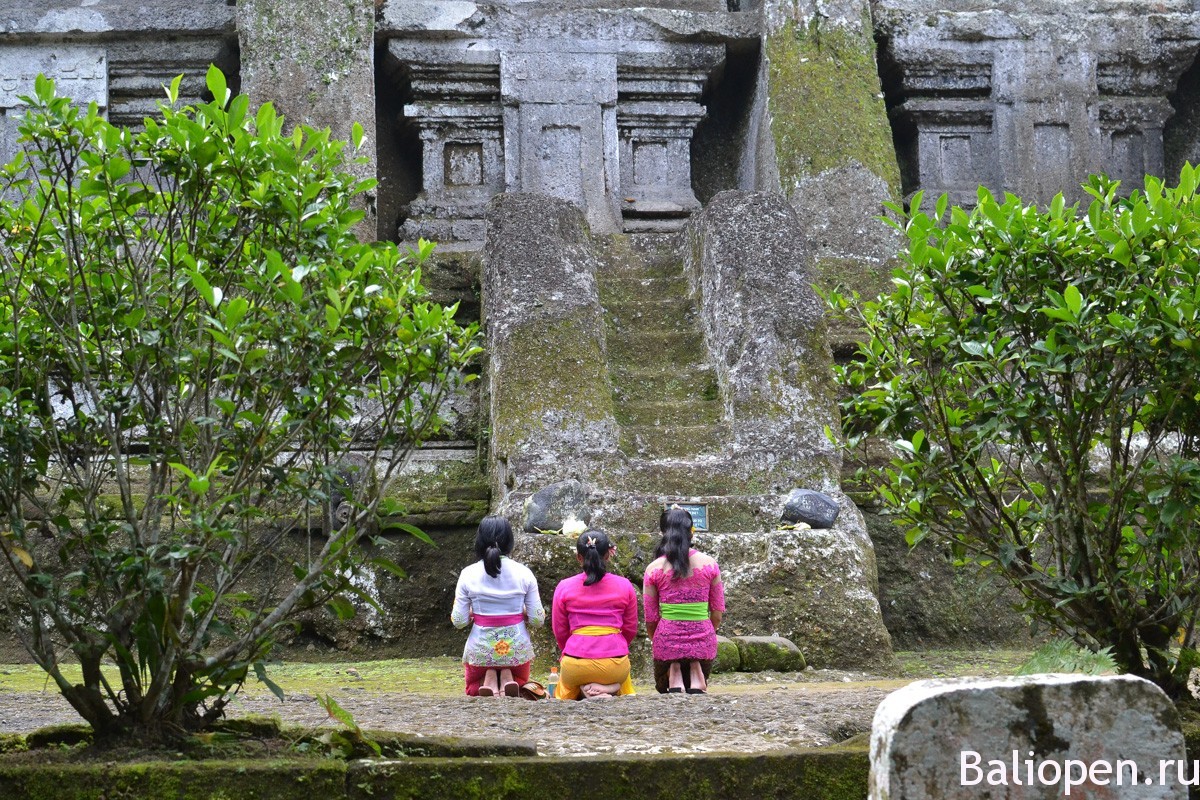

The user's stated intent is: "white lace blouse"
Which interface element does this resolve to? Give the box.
[451,557,545,667]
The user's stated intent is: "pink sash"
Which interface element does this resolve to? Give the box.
[473,613,524,627]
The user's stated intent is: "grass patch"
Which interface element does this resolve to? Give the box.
[0,658,465,699]
[894,649,1032,680]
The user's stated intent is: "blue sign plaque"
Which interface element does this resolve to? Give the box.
[665,502,709,532]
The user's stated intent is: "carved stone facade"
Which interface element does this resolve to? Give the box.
[0,3,236,166]
[383,2,728,243]
[875,0,1200,205]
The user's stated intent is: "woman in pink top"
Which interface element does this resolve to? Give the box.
[550,530,639,699]
[643,506,725,694]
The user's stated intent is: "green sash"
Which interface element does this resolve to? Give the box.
[660,601,709,621]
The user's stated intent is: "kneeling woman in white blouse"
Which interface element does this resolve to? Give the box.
[451,516,545,696]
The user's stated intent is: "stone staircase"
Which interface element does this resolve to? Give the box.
[595,234,724,461]
[589,234,778,534]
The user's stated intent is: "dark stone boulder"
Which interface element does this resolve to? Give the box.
[781,488,840,529]
[523,479,592,534]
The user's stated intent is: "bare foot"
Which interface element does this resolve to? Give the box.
[581,682,620,698]
[500,668,519,697]
[687,661,707,693]
[667,662,684,693]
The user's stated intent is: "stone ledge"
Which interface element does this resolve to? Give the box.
[0,746,870,800]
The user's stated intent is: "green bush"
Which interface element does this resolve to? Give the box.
[0,68,480,741]
[828,170,1200,702]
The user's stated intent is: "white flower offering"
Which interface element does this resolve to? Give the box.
[561,515,588,537]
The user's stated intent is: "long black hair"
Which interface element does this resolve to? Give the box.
[655,507,694,579]
[577,529,613,586]
[475,516,514,578]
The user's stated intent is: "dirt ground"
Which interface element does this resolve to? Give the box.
[0,651,1030,757]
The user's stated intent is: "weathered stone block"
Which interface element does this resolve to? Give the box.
[731,635,805,672]
[870,674,1186,800]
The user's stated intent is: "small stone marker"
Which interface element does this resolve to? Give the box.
[870,674,1186,799]
[781,488,840,528]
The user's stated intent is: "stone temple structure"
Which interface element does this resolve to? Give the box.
[4,0,1199,669]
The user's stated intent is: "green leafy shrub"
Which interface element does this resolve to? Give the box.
[828,170,1200,702]
[0,68,480,741]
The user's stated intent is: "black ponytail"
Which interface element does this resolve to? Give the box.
[475,516,514,578]
[577,529,613,586]
[656,507,694,579]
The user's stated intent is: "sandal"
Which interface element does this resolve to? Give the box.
[519,681,548,700]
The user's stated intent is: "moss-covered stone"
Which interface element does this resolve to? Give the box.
[210,716,282,739]
[732,635,807,672]
[0,747,870,800]
[865,510,1031,649]
[347,749,869,800]
[712,636,742,673]
[767,20,902,198]
[489,311,617,459]
[0,759,348,800]
[25,724,92,750]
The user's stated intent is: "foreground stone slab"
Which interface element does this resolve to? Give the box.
[870,674,1186,799]
[0,747,870,800]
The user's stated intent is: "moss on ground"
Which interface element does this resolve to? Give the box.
[767,20,901,198]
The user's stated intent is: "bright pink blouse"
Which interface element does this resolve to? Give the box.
[551,572,639,659]
[643,551,725,661]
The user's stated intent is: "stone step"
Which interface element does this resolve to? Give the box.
[609,364,718,403]
[607,328,706,367]
[593,234,686,280]
[596,273,691,300]
[619,422,727,459]
[615,398,723,429]
[604,302,700,335]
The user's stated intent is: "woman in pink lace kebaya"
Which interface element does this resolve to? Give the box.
[643,506,726,693]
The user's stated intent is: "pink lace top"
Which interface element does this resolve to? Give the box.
[643,551,725,661]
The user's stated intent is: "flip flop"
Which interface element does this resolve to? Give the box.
[667,687,683,694]
[477,685,495,697]
[503,681,520,697]
[686,687,706,694]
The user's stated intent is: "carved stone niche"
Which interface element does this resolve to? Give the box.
[396,50,505,245]
[892,100,997,208]
[617,56,711,232]
[0,45,107,166]
[876,0,1200,205]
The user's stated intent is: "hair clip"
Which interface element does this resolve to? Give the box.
[585,535,597,548]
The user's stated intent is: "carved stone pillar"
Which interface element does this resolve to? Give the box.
[501,52,622,235]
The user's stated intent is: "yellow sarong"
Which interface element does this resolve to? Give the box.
[556,656,635,700]
[556,625,635,699]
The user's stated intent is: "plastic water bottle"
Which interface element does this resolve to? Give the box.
[547,666,559,699]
